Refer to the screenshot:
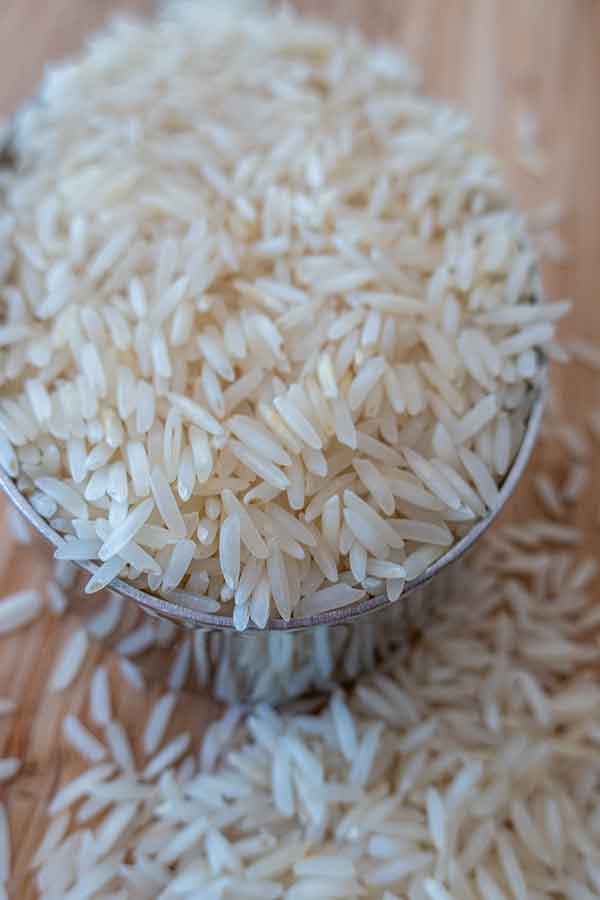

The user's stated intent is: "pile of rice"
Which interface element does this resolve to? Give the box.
[27,533,600,899]
[3,371,598,894]
[0,0,565,626]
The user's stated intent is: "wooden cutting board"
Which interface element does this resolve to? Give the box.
[0,1,598,895]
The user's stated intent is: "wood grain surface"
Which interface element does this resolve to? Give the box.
[0,1,599,895]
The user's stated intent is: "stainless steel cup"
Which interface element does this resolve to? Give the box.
[0,388,544,704]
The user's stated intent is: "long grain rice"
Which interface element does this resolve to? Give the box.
[0,0,558,627]
[0,589,41,634]
[49,628,88,692]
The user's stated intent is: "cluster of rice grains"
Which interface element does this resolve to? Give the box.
[28,537,600,900]
[0,1,564,627]
[13,358,598,898]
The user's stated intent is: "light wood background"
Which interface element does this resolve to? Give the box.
[0,1,598,895]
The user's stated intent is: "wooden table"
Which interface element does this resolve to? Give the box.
[0,2,598,895]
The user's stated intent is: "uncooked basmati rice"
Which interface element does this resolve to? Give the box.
[143,693,178,758]
[533,472,564,518]
[0,0,561,625]
[46,580,68,617]
[562,463,589,503]
[89,667,112,727]
[1,19,595,885]
[49,627,89,692]
[62,715,106,764]
[167,637,192,691]
[104,721,135,773]
[86,593,123,640]
[114,621,156,658]
[118,658,145,691]
[28,509,600,897]
[142,732,191,780]
[0,589,41,634]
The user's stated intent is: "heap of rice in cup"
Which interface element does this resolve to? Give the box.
[0,1,562,629]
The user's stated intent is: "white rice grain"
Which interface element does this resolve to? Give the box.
[0,589,41,634]
[49,628,88,692]
[220,514,241,591]
[62,715,106,764]
[90,667,112,727]
[143,693,178,758]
